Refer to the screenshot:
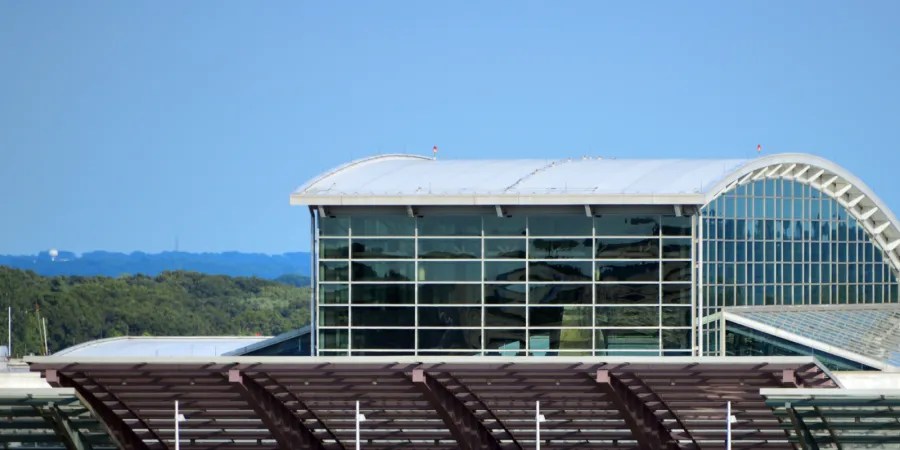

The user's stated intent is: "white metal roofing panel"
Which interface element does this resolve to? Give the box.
[53,336,270,358]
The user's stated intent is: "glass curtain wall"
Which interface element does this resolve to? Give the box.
[700,178,900,355]
[316,213,694,356]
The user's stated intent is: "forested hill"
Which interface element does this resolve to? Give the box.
[0,267,310,357]
[0,251,311,281]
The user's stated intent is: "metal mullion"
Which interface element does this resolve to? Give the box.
[525,216,530,355]
[480,217,485,354]
[690,213,698,357]
[414,219,419,355]
[658,226,663,354]
[591,214,597,356]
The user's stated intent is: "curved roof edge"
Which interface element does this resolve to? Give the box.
[53,336,270,357]
[704,153,900,275]
[294,154,433,195]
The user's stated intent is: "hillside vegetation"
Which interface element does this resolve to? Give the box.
[0,267,311,357]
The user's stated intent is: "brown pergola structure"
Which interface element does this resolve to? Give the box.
[26,356,839,450]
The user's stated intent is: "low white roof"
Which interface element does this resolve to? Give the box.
[53,336,270,358]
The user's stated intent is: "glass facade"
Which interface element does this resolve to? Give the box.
[316,213,694,356]
[700,178,900,355]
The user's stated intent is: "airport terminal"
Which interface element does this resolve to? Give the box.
[3,153,900,449]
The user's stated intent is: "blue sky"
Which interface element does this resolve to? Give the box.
[1,1,899,255]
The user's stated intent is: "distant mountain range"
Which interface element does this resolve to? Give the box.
[0,250,311,282]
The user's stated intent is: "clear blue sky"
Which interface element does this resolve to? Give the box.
[2,1,899,255]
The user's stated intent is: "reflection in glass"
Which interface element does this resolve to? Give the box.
[662,329,692,350]
[661,216,691,236]
[351,284,415,304]
[319,306,349,326]
[320,284,349,304]
[596,329,660,354]
[320,262,349,281]
[320,238,350,259]
[529,216,592,236]
[529,238,592,259]
[661,238,692,259]
[418,329,481,350]
[484,284,527,304]
[661,307,692,327]
[351,329,415,350]
[351,261,414,281]
[418,238,482,259]
[418,261,482,282]
[351,306,415,327]
[596,307,658,327]
[350,238,415,259]
[662,261,692,282]
[484,307,526,327]
[418,216,482,236]
[484,329,526,355]
[595,261,659,282]
[662,285,691,304]
[350,216,415,236]
[596,238,659,259]
[419,306,481,327]
[319,329,349,349]
[596,284,659,304]
[484,216,526,236]
[528,261,592,282]
[319,217,350,236]
[484,261,527,282]
[529,307,592,327]
[529,329,591,352]
[484,239,527,258]
[529,284,591,304]
[419,284,481,304]
[595,215,659,236]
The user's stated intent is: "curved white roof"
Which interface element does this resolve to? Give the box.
[53,336,269,358]
[293,154,749,205]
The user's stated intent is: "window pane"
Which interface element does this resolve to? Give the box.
[418,216,482,237]
[595,215,659,236]
[351,329,414,350]
[485,261,527,282]
[596,284,659,305]
[351,284,415,305]
[418,261,482,282]
[350,216,415,236]
[595,261,659,282]
[320,238,350,259]
[419,307,482,327]
[661,307,691,327]
[484,216,526,236]
[529,238,593,259]
[419,284,482,305]
[418,238,482,259]
[529,261,592,282]
[351,306,415,327]
[530,307,592,327]
[319,217,349,236]
[485,239,526,258]
[596,307,658,327]
[596,329,660,352]
[319,306,349,326]
[529,329,592,351]
[529,284,592,305]
[661,216,691,236]
[662,238,692,259]
[351,261,414,281]
[596,237,659,259]
[484,284,527,304]
[485,306,526,327]
[662,329,691,350]
[320,284,349,304]
[662,285,691,304]
[529,215,592,236]
[418,329,481,350]
[351,238,415,259]
[319,261,349,281]
[319,329,349,349]
[662,261,692,282]
[484,329,526,355]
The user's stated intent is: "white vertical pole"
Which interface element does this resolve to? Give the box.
[175,400,180,450]
[356,400,361,450]
[726,400,732,450]
[536,400,541,450]
[7,307,11,357]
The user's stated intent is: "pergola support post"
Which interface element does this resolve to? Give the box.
[44,369,151,450]
[36,403,92,450]
[228,369,325,450]
[411,369,502,450]
[595,370,680,450]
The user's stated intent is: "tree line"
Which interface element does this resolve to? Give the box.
[0,266,310,357]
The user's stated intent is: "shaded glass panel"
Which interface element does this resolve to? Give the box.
[320,284,349,304]
[319,261,349,281]
[484,284,527,304]
[351,306,415,327]
[484,216,526,236]
[595,261,659,282]
[529,215,592,236]
[596,307,658,327]
[529,284,592,305]
[351,329,415,350]
[319,306,349,326]
[418,329,481,350]
[485,261,527,282]
[419,284,482,304]
[596,329,660,352]
[662,238,692,259]
[662,285,691,304]
[661,216,691,236]
[319,329,349,349]
[319,217,350,236]
[661,307,692,327]
[596,284,659,305]
[484,329,526,355]
[418,238,482,259]
[418,216,482,237]
[529,329,592,351]
[529,238,593,259]
[662,329,692,350]
[484,239,527,258]
[351,284,415,305]
[662,261,692,282]
[418,307,481,327]
[351,261,414,281]
[596,237,659,259]
[350,216,415,236]
[529,261,592,282]
[485,306,526,327]
[418,261,481,282]
[320,238,350,259]
[595,215,659,236]
[350,238,414,259]
[529,307,592,327]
